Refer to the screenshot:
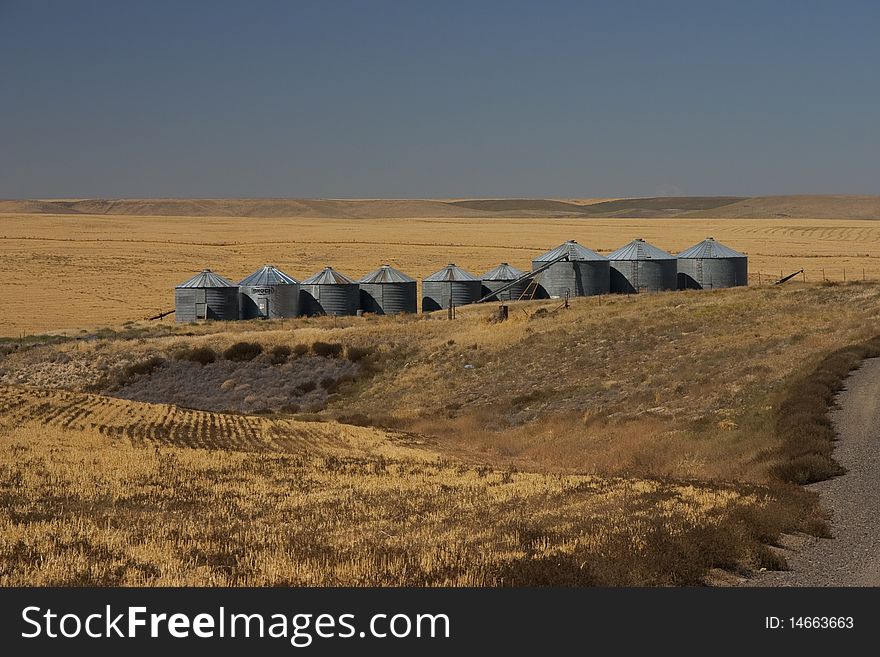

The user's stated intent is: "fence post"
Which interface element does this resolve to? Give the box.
[843,268,846,282]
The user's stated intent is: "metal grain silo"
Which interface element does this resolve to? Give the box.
[676,237,748,289]
[174,269,239,322]
[238,264,300,319]
[359,264,417,315]
[300,267,360,316]
[608,238,677,293]
[422,264,482,312]
[481,263,528,301]
[531,240,610,298]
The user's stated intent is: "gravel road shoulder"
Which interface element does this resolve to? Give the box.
[740,357,880,586]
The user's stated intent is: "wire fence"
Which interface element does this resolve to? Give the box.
[751,268,873,285]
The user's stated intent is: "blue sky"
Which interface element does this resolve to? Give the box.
[1,0,877,198]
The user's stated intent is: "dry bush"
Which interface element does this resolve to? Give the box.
[269,345,291,365]
[172,346,216,365]
[345,346,371,362]
[223,342,263,362]
[312,342,342,358]
[770,336,880,484]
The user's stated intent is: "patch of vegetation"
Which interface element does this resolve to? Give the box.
[109,356,166,389]
[771,335,880,484]
[268,345,291,365]
[312,342,342,358]
[223,342,263,362]
[172,346,217,365]
[345,346,372,362]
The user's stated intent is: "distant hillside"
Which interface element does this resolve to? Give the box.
[0,195,878,219]
[0,198,501,219]
[679,195,880,220]
[582,196,744,216]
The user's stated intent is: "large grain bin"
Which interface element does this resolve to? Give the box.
[174,269,239,322]
[608,238,677,293]
[677,237,748,289]
[238,264,300,319]
[481,262,528,301]
[422,264,482,312]
[301,267,360,316]
[531,240,610,298]
[359,264,417,315]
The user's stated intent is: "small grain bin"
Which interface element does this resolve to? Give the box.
[300,267,360,316]
[531,240,610,298]
[359,264,417,315]
[238,264,300,319]
[676,237,748,289]
[608,238,677,293]
[481,263,528,301]
[174,269,239,322]
[422,264,482,312]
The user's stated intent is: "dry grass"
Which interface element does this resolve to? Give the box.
[0,421,777,586]
[3,211,880,334]
[3,203,880,585]
[2,282,880,585]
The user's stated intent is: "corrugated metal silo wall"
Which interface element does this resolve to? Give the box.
[610,260,678,293]
[531,261,610,298]
[359,282,417,314]
[422,280,482,311]
[204,287,240,320]
[677,257,748,290]
[481,279,530,302]
[239,284,300,319]
[174,288,203,323]
[301,284,360,316]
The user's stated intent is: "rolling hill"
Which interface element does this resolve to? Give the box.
[0,195,877,219]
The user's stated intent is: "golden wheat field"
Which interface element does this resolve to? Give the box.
[1,210,880,334]
[2,204,880,586]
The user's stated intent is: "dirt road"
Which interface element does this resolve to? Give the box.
[746,357,880,586]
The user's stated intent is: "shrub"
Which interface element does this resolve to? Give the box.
[292,344,309,357]
[312,341,343,358]
[173,346,217,365]
[345,346,371,362]
[112,355,166,388]
[297,381,317,393]
[269,345,291,365]
[336,413,371,427]
[319,376,338,392]
[223,342,263,362]
[771,335,880,485]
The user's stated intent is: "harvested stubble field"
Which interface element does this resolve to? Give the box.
[2,278,880,585]
[2,206,880,334]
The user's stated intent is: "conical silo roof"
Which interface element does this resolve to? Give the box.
[176,269,237,288]
[533,240,606,262]
[424,263,479,282]
[359,264,415,284]
[482,262,526,281]
[677,237,745,259]
[239,264,299,286]
[608,238,675,261]
[302,266,356,285]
